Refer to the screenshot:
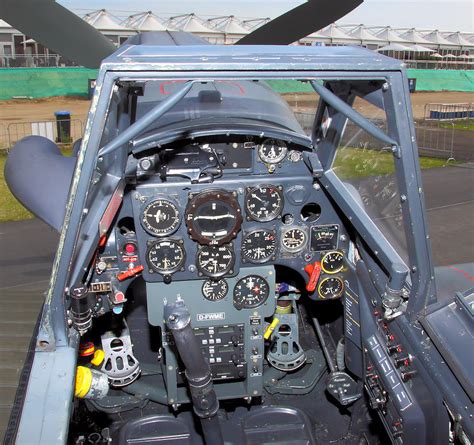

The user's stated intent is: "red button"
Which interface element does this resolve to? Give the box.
[124,243,136,254]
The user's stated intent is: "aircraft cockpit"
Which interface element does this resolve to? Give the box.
[8,45,473,445]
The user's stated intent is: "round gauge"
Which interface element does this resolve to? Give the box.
[185,190,242,245]
[147,239,185,274]
[246,185,284,222]
[258,139,287,164]
[233,275,270,309]
[317,277,344,299]
[202,279,228,302]
[281,227,307,252]
[321,251,345,274]
[141,199,180,237]
[242,229,277,263]
[197,245,234,277]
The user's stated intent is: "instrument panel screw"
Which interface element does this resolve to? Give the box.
[313,183,320,190]
[382,82,389,91]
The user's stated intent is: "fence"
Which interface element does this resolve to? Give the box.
[294,112,466,161]
[0,55,73,68]
[3,119,84,152]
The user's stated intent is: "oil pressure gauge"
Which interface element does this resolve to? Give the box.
[318,277,344,300]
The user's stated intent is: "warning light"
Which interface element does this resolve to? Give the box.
[124,242,136,255]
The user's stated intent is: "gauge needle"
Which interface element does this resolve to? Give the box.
[251,194,264,203]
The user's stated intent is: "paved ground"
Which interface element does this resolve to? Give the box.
[0,164,472,441]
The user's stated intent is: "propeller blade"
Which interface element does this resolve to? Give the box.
[237,0,363,45]
[0,0,116,68]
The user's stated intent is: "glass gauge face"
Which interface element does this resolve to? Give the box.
[258,139,287,164]
[147,239,185,274]
[317,277,344,299]
[246,185,284,222]
[197,245,234,277]
[282,228,307,252]
[202,279,228,301]
[242,229,277,263]
[321,251,344,274]
[233,275,270,309]
[142,199,180,236]
[186,190,242,245]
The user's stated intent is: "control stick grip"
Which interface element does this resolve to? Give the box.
[164,300,223,445]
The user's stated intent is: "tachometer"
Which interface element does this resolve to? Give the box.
[147,239,185,274]
[242,229,277,263]
[141,199,180,236]
[233,275,270,309]
[245,185,283,222]
[202,279,228,302]
[258,139,287,164]
[185,190,242,245]
[317,277,344,299]
[281,227,307,253]
[197,245,235,277]
[321,251,344,274]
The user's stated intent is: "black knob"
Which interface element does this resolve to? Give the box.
[401,370,417,382]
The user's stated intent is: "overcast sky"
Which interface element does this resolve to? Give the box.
[59,0,473,32]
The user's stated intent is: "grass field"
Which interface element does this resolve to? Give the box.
[440,119,474,131]
[333,147,449,179]
[0,148,452,223]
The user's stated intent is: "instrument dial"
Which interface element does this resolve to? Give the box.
[141,199,180,237]
[242,229,277,263]
[185,190,242,245]
[258,139,287,164]
[246,185,283,222]
[281,227,307,252]
[147,239,185,274]
[233,275,270,309]
[197,245,235,277]
[202,279,228,302]
[321,251,344,274]
[318,277,344,299]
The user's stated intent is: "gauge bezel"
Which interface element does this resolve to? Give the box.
[185,189,243,245]
[233,275,270,309]
[257,139,288,164]
[245,185,284,223]
[317,276,344,299]
[196,244,235,278]
[281,226,308,253]
[202,279,229,302]
[141,198,181,237]
[146,239,186,275]
[242,228,277,264]
[321,250,345,274]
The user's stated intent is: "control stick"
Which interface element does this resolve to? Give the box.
[164,299,224,445]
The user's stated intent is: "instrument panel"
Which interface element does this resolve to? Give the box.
[125,136,349,303]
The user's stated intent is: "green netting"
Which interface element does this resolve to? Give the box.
[407,69,474,92]
[0,68,472,100]
[0,68,98,100]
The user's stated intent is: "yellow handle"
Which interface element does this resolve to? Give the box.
[264,317,280,340]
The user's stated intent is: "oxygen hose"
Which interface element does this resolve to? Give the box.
[164,299,224,445]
